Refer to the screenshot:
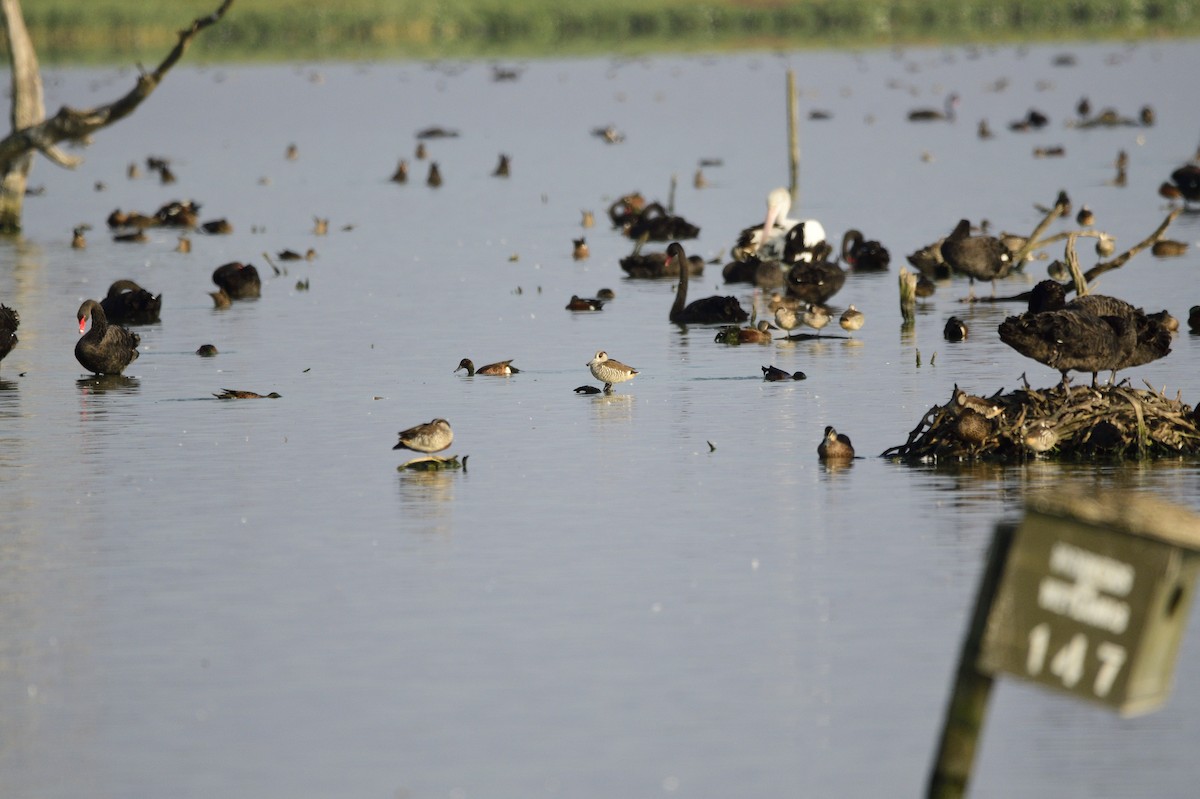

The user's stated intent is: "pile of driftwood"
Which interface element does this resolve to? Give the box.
[882,381,1200,462]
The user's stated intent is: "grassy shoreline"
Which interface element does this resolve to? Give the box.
[7,0,1200,64]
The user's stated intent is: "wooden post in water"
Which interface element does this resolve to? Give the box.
[787,70,800,205]
[926,523,1013,799]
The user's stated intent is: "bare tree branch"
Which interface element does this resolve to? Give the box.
[0,0,234,173]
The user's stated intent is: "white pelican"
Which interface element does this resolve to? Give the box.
[733,187,825,262]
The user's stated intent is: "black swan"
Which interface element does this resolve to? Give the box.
[999,310,1136,389]
[784,242,845,305]
[455,358,520,376]
[99,279,161,325]
[938,219,1013,298]
[1024,280,1172,375]
[667,242,748,325]
[818,426,855,460]
[393,418,453,453]
[841,229,890,271]
[0,304,18,366]
[75,299,140,375]
[721,254,786,288]
[212,262,261,299]
[621,248,704,279]
[587,351,638,392]
[625,203,699,241]
[1168,164,1200,202]
[732,187,825,262]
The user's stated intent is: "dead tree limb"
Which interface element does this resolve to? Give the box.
[0,0,234,231]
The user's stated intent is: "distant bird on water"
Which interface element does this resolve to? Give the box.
[75,300,140,375]
[908,93,959,122]
[393,418,453,453]
[587,351,638,393]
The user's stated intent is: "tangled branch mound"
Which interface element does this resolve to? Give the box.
[882,382,1200,462]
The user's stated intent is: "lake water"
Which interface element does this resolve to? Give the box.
[4,39,1200,798]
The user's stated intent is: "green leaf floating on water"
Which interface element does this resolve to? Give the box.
[398,454,468,472]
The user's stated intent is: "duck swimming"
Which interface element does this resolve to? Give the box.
[667,242,748,325]
[908,93,959,122]
[455,358,520,376]
[75,300,140,375]
[818,426,855,460]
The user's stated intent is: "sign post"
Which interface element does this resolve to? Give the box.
[927,491,1200,798]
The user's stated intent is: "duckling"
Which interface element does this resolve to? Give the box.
[817,426,855,460]
[455,358,520,376]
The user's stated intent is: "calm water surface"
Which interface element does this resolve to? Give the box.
[4,40,1200,798]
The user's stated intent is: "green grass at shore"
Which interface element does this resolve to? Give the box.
[7,0,1200,63]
